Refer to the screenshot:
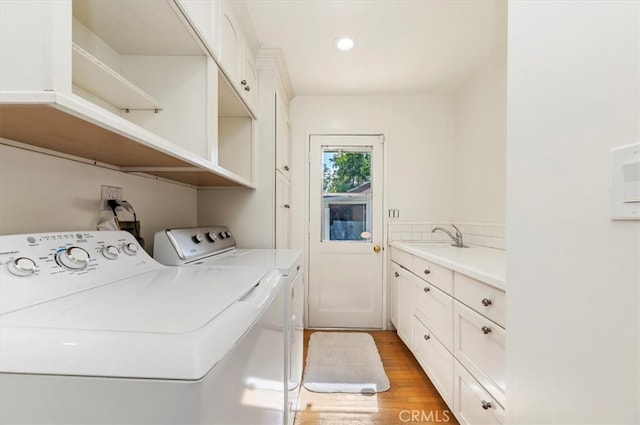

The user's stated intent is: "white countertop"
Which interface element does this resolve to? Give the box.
[389,242,506,290]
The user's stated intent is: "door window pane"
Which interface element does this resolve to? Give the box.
[321,147,372,242]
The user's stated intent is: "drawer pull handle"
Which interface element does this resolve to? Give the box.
[481,326,492,335]
[424,269,431,275]
[481,298,492,307]
[394,272,400,278]
[481,400,492,410]
[424,334,430,341]
[423,286,430,293]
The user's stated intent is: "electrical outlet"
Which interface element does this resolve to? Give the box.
[101,185,123,210]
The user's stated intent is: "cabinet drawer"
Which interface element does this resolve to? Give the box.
[413,256,453,295]
[414,275,453,351]
[390,248,413,269]
[413,317,454,409]
[455,273,505,327]
[454,301,505,406]
[453,360,505,425]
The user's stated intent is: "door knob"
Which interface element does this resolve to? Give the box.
[373,245,381,253]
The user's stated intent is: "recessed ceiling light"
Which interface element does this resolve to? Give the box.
[334,36,355,52]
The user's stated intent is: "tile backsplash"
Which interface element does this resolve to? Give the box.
[388,222,506,250]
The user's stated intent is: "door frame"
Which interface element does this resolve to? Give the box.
[303,131,390,329]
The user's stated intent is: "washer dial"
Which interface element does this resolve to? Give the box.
[122,243,139,256]
[101,245,119,260]
[7,257,37,276]
[57,247,90,270]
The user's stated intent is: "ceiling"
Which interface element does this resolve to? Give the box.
[244,0,507,96]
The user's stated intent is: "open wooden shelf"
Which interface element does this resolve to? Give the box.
[0,102,254,188]
[72,43,163,111]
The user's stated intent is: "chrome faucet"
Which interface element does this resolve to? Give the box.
[432,224,468,248]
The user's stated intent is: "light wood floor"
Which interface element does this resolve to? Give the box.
[294,330,458,425]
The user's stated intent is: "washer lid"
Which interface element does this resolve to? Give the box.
[0,267,281,380]
[201,249,302,276]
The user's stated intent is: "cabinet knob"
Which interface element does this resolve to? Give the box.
[423,286,430,293]
[240,79,247,86]
[394,272,399,278]
[481,298,492,307]
[423,334,430,341]
[244,85,251,92]
[424,269,430,275]
[284,165,290,171]
[481,326,492,335]
[283,204,290,209]
[481,400,492,410]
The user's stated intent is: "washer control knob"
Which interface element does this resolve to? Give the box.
[219,231,227,239]
[192,233,204,244]
[224,231,232,239]
[122,243,139,256]
[101,245,119,260]
[7,257,37,276]
[57,246,90,270]
[206,231,217,242]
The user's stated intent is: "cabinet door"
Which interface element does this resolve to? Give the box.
[241,43,258,114]
[453,360,504,425]
[275,93,290,177]
[389,262,401,329]
[176,0,217,57]
[454,301,505,406]
[397,267,415,349]
[219,1,241,87]
[414,317,454,409]
[275,171,290,249]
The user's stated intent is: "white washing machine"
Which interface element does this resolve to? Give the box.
[0,230,285,425]
[154,226,304,425]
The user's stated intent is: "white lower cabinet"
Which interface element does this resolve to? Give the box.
[413,317,454,408]
[389,246,506,425]
[453,360,505,425]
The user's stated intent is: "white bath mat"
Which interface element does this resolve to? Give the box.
[302,332,390,393]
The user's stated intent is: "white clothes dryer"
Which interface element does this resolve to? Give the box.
[154,226,304,425]
[0,231,285,425]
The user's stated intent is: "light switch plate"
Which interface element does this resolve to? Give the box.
[611,143,640,220]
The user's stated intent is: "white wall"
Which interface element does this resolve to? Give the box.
[452,51,506,224]
[289,95,456,251]
[506,1,640,424]
[0,143,198,253]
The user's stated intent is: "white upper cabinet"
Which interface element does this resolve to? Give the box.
[0,0,256,188]
[175,0,218,58]
[219,1,242,87]
[218,0,258,117]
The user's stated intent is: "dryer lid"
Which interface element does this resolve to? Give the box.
[201,249,302,277]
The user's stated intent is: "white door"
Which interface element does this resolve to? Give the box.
[308,134,384,328]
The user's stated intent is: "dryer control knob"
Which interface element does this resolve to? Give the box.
[57,246,90,270]
[7,257,37,276]
[122,243,139,256]
[206,231,217,242]
[224,231,232,238]
[193,233,204,244]
[101,245,119,260]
